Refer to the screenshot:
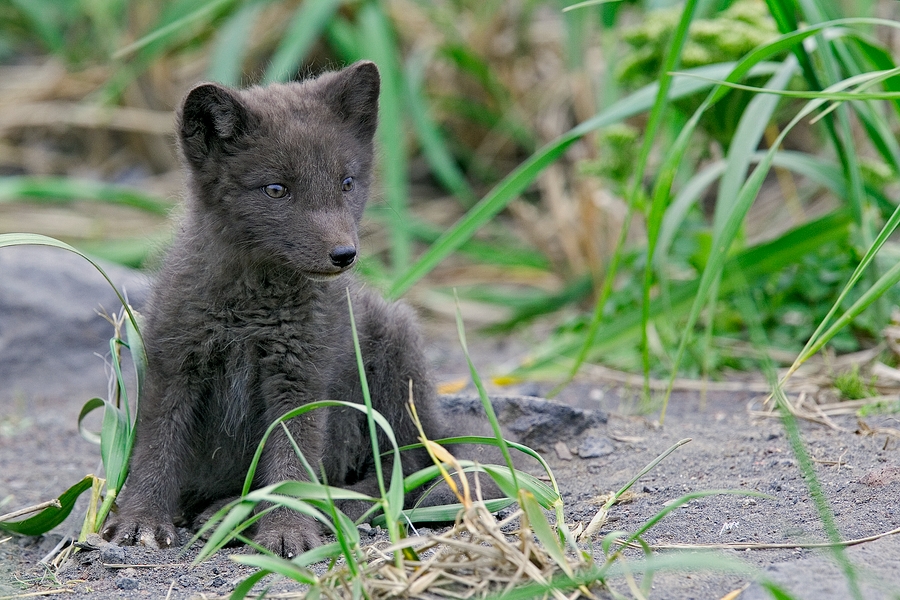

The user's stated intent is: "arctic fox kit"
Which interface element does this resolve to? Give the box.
[102,62,446,557]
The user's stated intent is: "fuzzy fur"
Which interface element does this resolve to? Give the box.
[101,62,446,557]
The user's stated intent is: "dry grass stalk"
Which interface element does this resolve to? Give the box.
[315,500,590,600]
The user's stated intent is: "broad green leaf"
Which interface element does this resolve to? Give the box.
[0,476,94,536]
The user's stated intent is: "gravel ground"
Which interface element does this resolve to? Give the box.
[2,247,899,599]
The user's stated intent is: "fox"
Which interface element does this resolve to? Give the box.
[101,61,454,558]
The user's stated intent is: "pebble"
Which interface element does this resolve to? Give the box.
[100,544,126,564]
[579,436,615,458]
[115,568,139,590]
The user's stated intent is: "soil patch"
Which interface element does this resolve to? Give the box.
[1,248,899,599]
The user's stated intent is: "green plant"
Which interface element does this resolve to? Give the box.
[0,234,143,545]
[194,301,562,597]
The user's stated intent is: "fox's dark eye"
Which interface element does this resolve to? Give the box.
[262,184,288,199]
[341,177,354,192]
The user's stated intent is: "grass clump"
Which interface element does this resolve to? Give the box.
[833,364,877,400]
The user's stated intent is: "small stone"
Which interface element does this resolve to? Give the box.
[357,523,374,536]
[554,441,573,461]
[100,544,126,564]
[579,436,615,458]
[116,576,139,590]
[210,576,226,587]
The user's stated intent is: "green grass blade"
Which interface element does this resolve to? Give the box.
[517,208,851,377]
[207,2,264,86]
[786,178,900,377]
[112,0,235,59]
[246,481,374,503]
[387,61,777,299]
[230,554,318,585]
[195,500,259,562]
[77,398,105,446]
[659,66,870,421]
[263,0,343,84]
[402,434,559,495]
[737,274,863,600]
[99,399,130,493]
[0,476,94,535]
[712,60,798,234]
[0,176,172,215]
[239,399,400,496]
[631,0,699,393]
[0,234,144,356]
[800,259,900,364]
[380,498,516,526]
[359,3,410,273]
[229,569,271,600]
[346,291,404,530]
[404,50,478,206]
[521,490,573,578]
[454,300,517,491]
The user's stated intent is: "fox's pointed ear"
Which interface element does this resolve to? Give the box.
[324,61,380,141]
[178,83,256,167]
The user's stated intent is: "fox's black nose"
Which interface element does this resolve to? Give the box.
[329,246,357,268]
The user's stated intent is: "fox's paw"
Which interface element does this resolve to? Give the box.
[255,510,321,558]
[101,514,178,549]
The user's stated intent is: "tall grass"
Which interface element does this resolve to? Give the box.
[0,234,143,543]
[3,1,900,596]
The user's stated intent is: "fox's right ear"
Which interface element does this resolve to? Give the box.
[178,83,256,167]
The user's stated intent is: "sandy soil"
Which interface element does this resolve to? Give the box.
[1,249,899,599]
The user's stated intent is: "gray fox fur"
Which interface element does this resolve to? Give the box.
[102,62,453,557]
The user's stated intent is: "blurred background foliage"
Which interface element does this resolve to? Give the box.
[2,0,900,392]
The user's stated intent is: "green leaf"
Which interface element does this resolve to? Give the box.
[0,176,171,215]
[521,490,572,577]
[263,0,343,84]
[207,2,264,86]
[77,398,106,445]
[374,498,516,527]
[359,2,410,272]
[404,50,478,206]
[0,476,94,536]
[386,61,781,299]
[231,554,318,585]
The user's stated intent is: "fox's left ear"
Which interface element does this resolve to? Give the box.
[178,82,258,168]
[324,61,381,141]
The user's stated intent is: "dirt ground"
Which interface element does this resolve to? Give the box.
[1,249,900,599]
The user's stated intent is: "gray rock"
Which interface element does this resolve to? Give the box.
[99,543,126,564]
[0,245,149,405]
[579,436,615,458]
[115,568,140,590]
[439,395,606,448]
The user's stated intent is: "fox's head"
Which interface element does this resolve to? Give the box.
[177,61,380,278]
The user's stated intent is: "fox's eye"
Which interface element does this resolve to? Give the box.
[262,184,288,199]
[341,177,354,192]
